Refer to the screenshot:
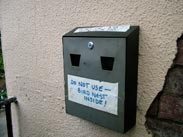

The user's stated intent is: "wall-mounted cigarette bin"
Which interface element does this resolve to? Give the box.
[62,26,139,133]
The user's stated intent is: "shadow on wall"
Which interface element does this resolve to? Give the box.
[145,34,183,137]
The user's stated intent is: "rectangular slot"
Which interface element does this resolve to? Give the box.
[101,56,115,71]
[70,54,81,66]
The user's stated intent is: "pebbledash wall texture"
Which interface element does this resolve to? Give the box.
[0,0,183,137]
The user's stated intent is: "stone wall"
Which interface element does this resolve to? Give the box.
[146,34,183,137]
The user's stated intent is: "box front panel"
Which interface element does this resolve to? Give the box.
[63,37,126,132]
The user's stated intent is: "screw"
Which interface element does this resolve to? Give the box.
[88,42,94,49]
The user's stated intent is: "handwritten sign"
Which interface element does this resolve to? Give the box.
[68,75,118,115]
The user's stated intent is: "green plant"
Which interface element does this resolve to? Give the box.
[0,49,4,78]
[0,89,7,101]
[0,36,7,102]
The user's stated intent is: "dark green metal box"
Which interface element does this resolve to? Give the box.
[62,26,139,133]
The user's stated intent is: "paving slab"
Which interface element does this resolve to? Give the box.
[0,109,7,137]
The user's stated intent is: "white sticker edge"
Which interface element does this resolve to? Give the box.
[74,25,130,33]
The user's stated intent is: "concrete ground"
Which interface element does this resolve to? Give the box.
[0,109,7,137]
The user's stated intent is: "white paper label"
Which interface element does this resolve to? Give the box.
[68,75,118,115]
[74,25,130,33]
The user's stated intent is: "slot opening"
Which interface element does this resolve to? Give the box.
[101,56,114,71]
[70,54,81,66]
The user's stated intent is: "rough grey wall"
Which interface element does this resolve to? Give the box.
[1,0,183,137]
